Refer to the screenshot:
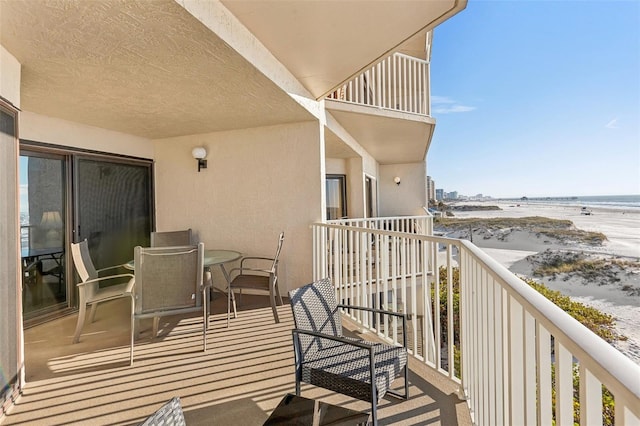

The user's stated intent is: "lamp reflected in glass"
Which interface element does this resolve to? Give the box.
[41,211,63,247]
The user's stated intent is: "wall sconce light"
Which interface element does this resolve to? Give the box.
[394,176,401,186]
[192,147,207,172]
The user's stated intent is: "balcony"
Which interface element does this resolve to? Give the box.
[5,217,639,425]
[327,53,431,116]
[312,217,640,425]
[325,53,435,164]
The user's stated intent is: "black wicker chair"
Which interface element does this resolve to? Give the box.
[289,278,409,425]
[139,397,186,426]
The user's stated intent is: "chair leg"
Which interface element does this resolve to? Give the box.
[72,302,87,344]
[203,288,208,352]
[404,363,409,399]
[130,297,135,366]
[89,302,98,323]
[276,286,283,306]
[270,287,280,324]
[371,397,378,426]
[152,316,160,338]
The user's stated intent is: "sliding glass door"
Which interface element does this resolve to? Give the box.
[326,174,347,220]
[20,152,68,320]
[74,157,152,269]
[19,143,153,324]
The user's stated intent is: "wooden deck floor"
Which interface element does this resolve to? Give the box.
[4,294,471,425]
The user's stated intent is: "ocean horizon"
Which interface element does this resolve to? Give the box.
[496,194,640,210]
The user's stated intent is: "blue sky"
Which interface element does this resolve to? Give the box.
[427,0,640,198]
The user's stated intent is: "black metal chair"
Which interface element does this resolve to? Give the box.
[139,397,186,426]
[288,278,409,425]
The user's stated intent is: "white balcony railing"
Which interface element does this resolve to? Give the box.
[326,53,430,116]
[311,221,640,426]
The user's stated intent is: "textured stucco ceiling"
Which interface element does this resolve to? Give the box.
[0,0,314,139]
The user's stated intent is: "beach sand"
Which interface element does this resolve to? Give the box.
[442,201,640,364]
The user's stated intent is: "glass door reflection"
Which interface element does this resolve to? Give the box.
[20,153,68,319]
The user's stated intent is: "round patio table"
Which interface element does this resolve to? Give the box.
[126,249,242,327]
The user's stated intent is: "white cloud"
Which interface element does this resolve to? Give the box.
[605,118,618,129]
[433,105,476,114]
[432,96,476,114]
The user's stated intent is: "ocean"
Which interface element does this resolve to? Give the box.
[500,195,640,211]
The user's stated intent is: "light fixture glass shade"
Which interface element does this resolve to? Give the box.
[192,147,207,159]
[394,176,401,185]
[41,211,62,229]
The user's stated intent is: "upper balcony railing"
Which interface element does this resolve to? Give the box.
[311,219,640,426]
[326,53,430,116]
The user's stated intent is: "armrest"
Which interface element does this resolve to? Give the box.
[96,264,127,274]
[241,256,275,262]
[229,267,272,275]
[291,329,375,351]
[337,304,408,348]
[337,304,406,319]
[240,256,275,269]
[77,273,134,287]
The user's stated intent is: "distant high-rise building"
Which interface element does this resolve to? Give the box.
[426,176,436,202]
[436,189,444,201]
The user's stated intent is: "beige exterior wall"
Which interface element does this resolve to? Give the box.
[378,162,427,217]
[325,158,347,175]
[0,45,21,109]
[20,112,153,158]
[347,158,365,218]
[153,121,322,293]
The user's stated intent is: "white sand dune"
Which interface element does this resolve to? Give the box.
[443,201,640,364]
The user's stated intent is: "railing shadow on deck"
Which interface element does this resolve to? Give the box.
[8,293,471,425]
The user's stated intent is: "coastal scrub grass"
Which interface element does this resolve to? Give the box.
[525,278,624,343]
[435,216,607,245]
[530,250,640,290]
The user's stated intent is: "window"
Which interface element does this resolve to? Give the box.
[326,174,347,220]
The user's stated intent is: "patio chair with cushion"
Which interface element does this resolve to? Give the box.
[228,231,284,323]
[132,243,209,365]
[70,239,134,347]
[288,278,409,425]
[150,229,192,247]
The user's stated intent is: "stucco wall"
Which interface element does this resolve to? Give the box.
[20,112,153,158]
[0,45,20,109]
[346,158,364,218]
[325,158,346,175]
[378,162,426,217]
[153,121,322,293]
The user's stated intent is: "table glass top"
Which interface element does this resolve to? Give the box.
[126,248,242,269]
[204,249,242,265]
